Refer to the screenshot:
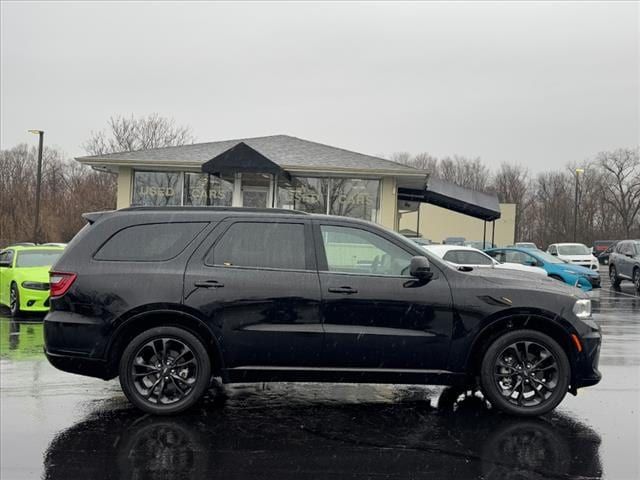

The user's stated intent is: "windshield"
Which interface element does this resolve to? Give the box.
[557,244,590,255]
[15,250,63,268]
[535,250,566,264]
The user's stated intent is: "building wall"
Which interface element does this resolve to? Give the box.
[399,203,516,247]
[378,176,397,231]
[116,167,132,209]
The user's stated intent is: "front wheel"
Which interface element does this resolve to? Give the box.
[480,329,570,416]
[9,283,21,317]
[609,265,621,288]
[119,326,211,415]
[633,268,640,292]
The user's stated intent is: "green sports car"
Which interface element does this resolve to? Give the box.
[0,245,65,316]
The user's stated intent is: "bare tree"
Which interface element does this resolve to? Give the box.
[83,113,196,155]
[439,155,490,191]
[491,163,532,241]
[597,148,640,237]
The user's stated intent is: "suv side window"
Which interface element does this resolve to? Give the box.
[319,225,412,276]
[615,241,626,254]
[95,222,207,261]
[209,222,307,270]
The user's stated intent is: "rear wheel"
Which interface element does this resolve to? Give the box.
[480,329,570,416]
[119,326,211,415]
[609,265,621,288]
[9,283,21,317]
[633,268,640,292]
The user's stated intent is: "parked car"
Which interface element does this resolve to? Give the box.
[443,236,465,245]
[608,239,640,291]
[409,237,433,247]
[515,242,538,249]
[44,207,601,417]
[592,240,617,258]
[547,243,599,271]
[486,247,600,291]
[463,240,496,249]
[424,244,547,276]
[0,245,65,316]
[596,241,618,265]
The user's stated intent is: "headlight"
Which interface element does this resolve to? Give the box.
[573,299,592,318]
[21,281,49,291]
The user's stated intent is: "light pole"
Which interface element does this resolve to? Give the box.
[28,129,44,242]
[573,168,584,242]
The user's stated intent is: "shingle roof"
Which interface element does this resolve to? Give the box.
[76,134,422,174]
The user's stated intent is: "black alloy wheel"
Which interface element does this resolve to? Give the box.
[480,329,570,416]
[120,326,211,415]
[9,283,21,317]
[609,265,621,288]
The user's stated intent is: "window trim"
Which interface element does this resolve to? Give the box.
[203,219,316,272]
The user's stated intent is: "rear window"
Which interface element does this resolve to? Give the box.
[208,222,306,270]
[95,222,206,261]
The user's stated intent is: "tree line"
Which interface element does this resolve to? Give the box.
[1,114,638,248]
[391,148,640,247]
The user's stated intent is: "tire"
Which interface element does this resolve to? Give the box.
[609,265,621,288]
[633,268,640,293]
[9,283,21,317]
[480,329,570,417]
[119,326,211,415]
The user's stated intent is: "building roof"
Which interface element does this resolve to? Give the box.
[76,134,422,175]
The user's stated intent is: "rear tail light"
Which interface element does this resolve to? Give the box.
[49,271,77,298]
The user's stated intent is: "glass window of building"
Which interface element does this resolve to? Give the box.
[277,177,329,214]
[184,173,233,206]
[241,173,271,208]
[132,171,182,206]
[328,179,380,221]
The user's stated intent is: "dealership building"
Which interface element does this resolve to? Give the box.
[77,134,515,246]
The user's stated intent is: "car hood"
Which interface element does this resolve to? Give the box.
[455,266,585,297]
[13,266,51,283]
[558,254,595,262]
[553,262,597,275]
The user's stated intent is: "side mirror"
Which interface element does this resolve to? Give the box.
[550,251,557,256]
[525,260,537,267]
[410,256,433,281]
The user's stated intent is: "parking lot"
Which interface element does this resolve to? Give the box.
[0,268,638,480]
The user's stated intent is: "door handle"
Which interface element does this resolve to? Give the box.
[194,280,225,289]
[328,286,358,294]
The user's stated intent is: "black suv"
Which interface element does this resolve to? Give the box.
[609,239,640,291]
[44,207,602,416]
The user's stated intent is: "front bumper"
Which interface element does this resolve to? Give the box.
[18,286,50,312]
[573,329,602,389]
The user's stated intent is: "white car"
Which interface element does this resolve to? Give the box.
[547,243,599,271]
[423,245,548,276]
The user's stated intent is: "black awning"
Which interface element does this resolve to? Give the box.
[398,176,501,221]
[201,142,286,176]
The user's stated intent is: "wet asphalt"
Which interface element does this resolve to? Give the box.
[1,268,639,480]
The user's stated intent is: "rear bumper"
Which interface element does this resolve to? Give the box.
[44,349,112,380]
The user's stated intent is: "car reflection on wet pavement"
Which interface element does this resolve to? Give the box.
[1,272,638,480]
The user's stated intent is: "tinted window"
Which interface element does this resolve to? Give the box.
[15,250,62,267]
[320,225,412,276]
[95,223,206,261]
[210,222,306,270]
[443,250,493,265]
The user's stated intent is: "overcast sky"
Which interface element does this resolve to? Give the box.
[1,1,638,171]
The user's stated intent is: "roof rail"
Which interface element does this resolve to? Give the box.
[119,206,309,215]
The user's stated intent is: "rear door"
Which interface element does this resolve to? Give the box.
[183,217,323,373]
[314,220,453,371]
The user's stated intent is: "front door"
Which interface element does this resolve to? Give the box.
[183,218,323,376]
[314,221,453,371]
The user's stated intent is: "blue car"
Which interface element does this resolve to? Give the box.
[485,247,600,291]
